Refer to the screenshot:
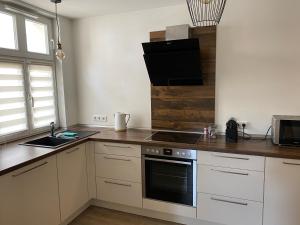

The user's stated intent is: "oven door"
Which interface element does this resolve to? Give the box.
[143,155,196,207]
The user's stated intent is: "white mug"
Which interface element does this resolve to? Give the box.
[114,112,130,131]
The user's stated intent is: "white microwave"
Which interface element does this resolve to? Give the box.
[272,115,300,146]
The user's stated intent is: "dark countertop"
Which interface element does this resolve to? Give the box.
[1,125,300,176]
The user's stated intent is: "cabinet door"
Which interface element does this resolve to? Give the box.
[0,156,60,225]
[264,157,300,225]
[57,144,89,221]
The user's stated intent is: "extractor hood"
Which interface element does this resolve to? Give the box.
[142,38,202,86]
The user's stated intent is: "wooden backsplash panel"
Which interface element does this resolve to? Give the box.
[150,26,216,131]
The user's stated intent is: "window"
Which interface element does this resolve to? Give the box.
[25,20,49,54]
[0,4,58,142]
[0,62,27,135]
[29,65,56,128]
[0,11,17,50]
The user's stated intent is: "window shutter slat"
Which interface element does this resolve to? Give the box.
[0,62,27,135]
[29,65,56,128]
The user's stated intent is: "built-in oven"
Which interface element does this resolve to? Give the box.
[142,146,197,207]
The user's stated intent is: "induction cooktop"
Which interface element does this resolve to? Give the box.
[146,131,202,144]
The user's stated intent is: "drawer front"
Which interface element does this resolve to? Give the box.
[198,165,264,202]
[96,178,142,208]
[197,151,265,171]
[95,154,141,182]
[95,142,141,157]
[197,193,263,225]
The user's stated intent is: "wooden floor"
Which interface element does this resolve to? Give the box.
[69,206,183,225]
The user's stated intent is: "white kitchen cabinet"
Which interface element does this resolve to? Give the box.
[198,165,264,202]
[96,177,142,208]
[197,193,263,225]
[57,144,89,222]
[94,142,142,207]
[264,157,300,225]
[0,156,60,225]
[95,153,141,182]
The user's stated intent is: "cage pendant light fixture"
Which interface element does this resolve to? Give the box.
[51,0,66,60]
[186,0,227,27]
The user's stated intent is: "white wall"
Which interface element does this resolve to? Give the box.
[73,1,300,134]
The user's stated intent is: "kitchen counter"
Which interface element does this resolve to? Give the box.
[1,125,300,176]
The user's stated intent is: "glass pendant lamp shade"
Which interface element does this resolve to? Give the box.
[56,43,65,60]
[186,0,227,27]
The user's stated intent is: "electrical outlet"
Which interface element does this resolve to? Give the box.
[237,121,248,128]
[93,114,107,122]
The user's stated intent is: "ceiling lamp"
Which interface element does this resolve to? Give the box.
[186,0,227,27]
[51,0,65,60]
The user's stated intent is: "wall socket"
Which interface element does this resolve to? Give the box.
[237,121,248,128]
[93,114,107,122]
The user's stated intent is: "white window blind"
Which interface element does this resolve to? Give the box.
[28,65,56,128]
[0,62,27,135]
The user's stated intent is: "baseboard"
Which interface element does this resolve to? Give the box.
[91,199,216,225]
[60,200,91,225]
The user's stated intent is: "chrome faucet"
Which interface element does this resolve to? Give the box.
[50,122,55,137]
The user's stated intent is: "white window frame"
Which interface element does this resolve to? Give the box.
[0,4,59,144]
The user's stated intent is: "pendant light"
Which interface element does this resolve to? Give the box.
[186,0,227,27]
[51,0,66,60]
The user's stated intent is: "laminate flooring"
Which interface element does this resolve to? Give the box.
[69,206,183,225]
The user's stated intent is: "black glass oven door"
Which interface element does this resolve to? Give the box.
[144,155,194,206]
[280,120,300,145]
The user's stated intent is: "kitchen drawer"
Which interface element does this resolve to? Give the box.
[197,151,265,171]
[198,165,264,202]
[95,153,141,182]
[96,178,142,208]
[197,193,263,225]
[95,142,141,157]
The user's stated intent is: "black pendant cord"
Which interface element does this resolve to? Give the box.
[55,3,61,45]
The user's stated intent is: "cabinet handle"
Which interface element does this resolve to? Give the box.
[212,154,250,161]
[211,169,249,176]
[66,147,80,154]
[103,156,131,162]
[104,181,132,187]
[104,144,131,149]
[283,162,300,166]
[12,162,48,177]
[211,197,248,206]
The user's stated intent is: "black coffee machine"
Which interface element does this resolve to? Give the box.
[226,118,238,143]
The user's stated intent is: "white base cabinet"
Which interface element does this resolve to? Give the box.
[264,157,300,225]
[0,156,60,225]
[57,144,89,222]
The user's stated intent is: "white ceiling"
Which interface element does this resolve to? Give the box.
[21,0,185,19]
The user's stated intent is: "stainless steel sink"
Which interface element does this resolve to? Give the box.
[22,136,73,148]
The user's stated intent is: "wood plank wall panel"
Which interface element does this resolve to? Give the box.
[150,26,216,131]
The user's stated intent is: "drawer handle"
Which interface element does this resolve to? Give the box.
[104,181,132,187]
[283,162,300,166]
[211,197,248,206]
[211,169,249,176]
[66,147,80,154]
[104,144,131,149]
[104,156,131,162]
[212,154,250,161]
[12,162,48,177]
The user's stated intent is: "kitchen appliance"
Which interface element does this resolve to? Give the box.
[142,146,197,207]
[114,112,130,131]
[146,131,202,144]
[272,115,300,146]
[226,119,238,143]
[142,38,202,86]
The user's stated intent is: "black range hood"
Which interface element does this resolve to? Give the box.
[142,38,202,86]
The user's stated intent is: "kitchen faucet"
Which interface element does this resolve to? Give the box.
[50,122,55,137]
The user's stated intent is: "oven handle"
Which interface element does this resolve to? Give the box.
[144,157,192,166]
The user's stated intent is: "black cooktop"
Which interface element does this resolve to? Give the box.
[147,131,202,144]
